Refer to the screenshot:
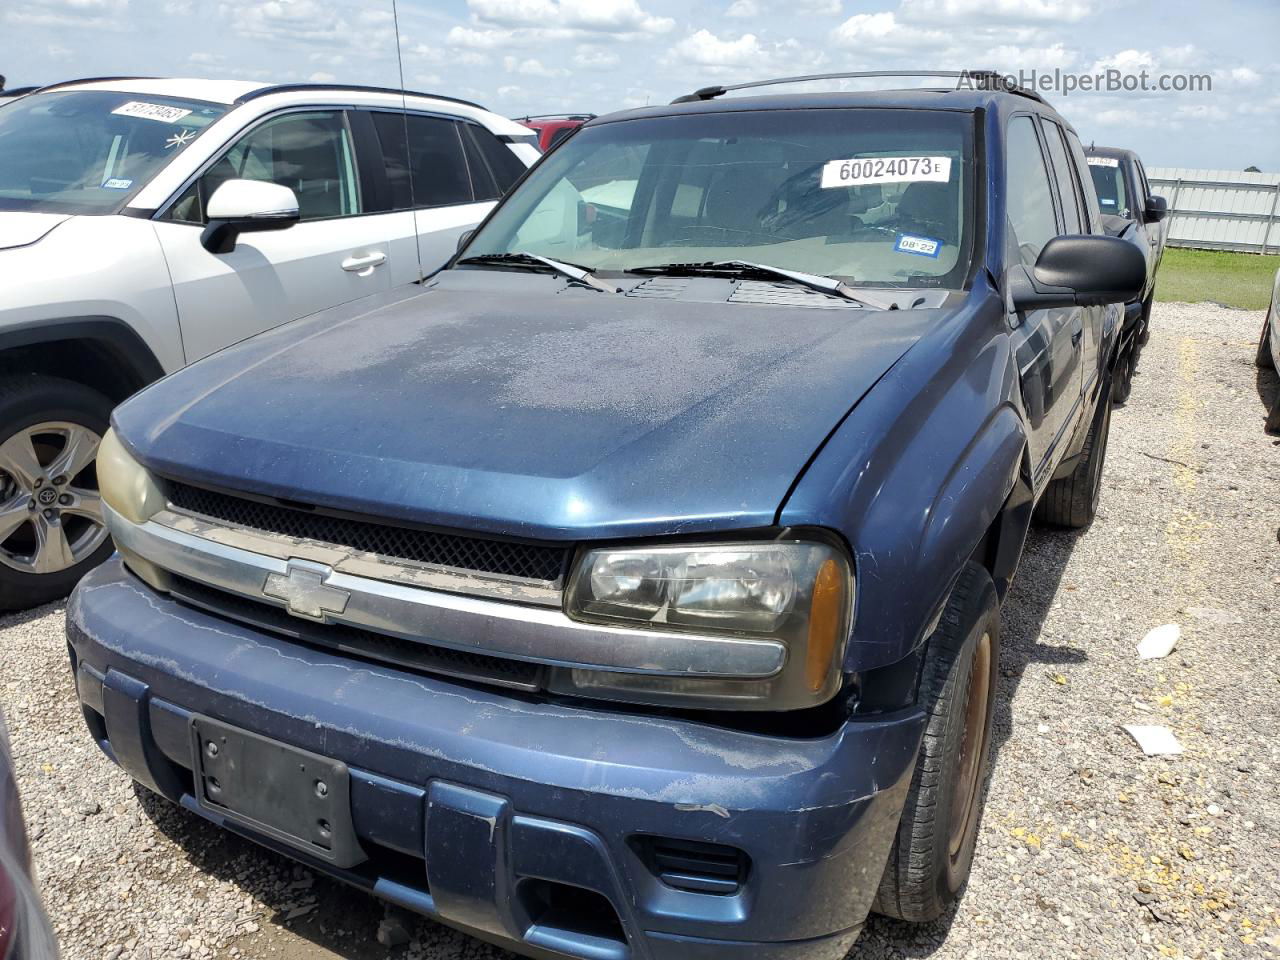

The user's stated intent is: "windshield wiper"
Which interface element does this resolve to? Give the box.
[629,260,897,310]
[457,252,619,294]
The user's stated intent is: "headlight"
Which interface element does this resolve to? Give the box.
[560,539,853,709]
[98,429,170,590]
[98,429,166,525]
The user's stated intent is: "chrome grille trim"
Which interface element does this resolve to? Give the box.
[107,504,788,680]
[154,508,564,607]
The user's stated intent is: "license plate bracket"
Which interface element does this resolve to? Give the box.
[190,715,365,868]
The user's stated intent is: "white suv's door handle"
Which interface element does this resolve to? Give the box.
[341,251,386,274]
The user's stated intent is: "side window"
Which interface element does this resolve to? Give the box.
[1134,160,1151,203]
[1005,115,1059,266]
[371,112,473,209]
[1042,120,1083,234]
[463,124,528,198]
[1064,130,1103,229]
[167,111,360,223]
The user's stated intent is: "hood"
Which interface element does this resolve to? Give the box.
[116,270,946,541]
[0,212,72,251]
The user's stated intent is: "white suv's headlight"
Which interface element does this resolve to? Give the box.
[560,539,853,709]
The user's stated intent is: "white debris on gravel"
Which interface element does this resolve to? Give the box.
[2,300,1279,960]
[1122,724,1185,757]
[1138,623,1181,660]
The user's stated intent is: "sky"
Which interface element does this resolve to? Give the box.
[2,0,1277,170]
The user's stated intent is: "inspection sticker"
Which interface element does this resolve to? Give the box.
[894,233,942,258]
[1087,156,1119,167]
[111,101,192,123]
[101,178,133,190]
[821,155,951,189]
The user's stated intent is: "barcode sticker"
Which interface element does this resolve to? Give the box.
[1087,156,1119,167]
[821,155,951,188]
[111,101,193,123]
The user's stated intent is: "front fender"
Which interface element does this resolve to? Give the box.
[780,286,1027,673]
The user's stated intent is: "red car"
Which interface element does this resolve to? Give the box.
[513,114,594,151]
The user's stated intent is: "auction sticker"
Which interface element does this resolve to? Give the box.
[821,155,951,188]
[894,233,942,258]
[1086,156,1119,167]
[101,178,133,190]
[112,101,193,123]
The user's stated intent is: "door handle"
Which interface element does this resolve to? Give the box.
[341,251,386,274]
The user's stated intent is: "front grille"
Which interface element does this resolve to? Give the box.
[168,576,543,692]
[166,482,568,583]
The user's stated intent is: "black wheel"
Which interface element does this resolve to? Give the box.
[1111,347,1134,405]
[0,375,114,612]
[1034,393,1112,529]
[1257,316,1275,370]
[1138,293,1153,345]
[873,562,1000,922]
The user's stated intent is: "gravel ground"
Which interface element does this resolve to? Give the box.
[2,300,1278,960]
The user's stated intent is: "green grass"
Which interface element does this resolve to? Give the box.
[1155,247,1280,310]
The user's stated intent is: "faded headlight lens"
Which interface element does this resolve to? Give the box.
[98,429,166,525]
[561,539,854,709]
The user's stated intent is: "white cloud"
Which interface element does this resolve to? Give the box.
[503,55,569,77]
[900,0,1092,24]
[725,0,757,16]
[1226,67,1262,88]
[574,46,620,69]
[467,0,674,35]
[986,42,1078,71]
[668,29,763,67]
[308,71,336,82]
[833,12,947,50]
[5,0,129,31]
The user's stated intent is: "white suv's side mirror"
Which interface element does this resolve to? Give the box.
[201,179,300,254]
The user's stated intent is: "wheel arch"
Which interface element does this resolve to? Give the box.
[0,317,165,406]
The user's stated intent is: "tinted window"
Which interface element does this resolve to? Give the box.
[464,124,526,197]
[372,112,473,209]
[465,108,976,288]
[1043,120,1083,234]
[1087,158,1130,218]
[1064,130,1102,230]
[170,110,359,223]
[1006,115,1058,266]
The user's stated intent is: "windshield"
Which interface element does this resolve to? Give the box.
[463,108,976,288]
[1087,157,1131,218]
[0,90,227,215]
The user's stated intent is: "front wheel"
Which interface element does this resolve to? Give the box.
[1257,315,1275,370]
[0,375,114,612]
[873,562,1000,922]
[1138,293,1154,345]
[1111,346,1135,405]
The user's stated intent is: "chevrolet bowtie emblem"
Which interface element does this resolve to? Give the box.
[263,561,350,621]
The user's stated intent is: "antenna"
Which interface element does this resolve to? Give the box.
[391,0,424,283]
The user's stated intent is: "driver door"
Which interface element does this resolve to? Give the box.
[153,110,393,362]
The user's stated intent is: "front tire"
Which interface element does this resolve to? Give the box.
[1258,315,1275,370]
[1034,393,1112,529]
[1138,293,1153,345]
[1111,346,1134,405]
[873,563,1000,922]
[0,375,114,612]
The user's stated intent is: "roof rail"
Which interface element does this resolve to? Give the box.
[234,83,487,112]
[513,113,597,122]
[30,76,155,95]
[671,69,1045,105]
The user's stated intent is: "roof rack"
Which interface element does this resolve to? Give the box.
[29,76,155,95]
[513,113,597,122]
[234,83,486,112]
[671,70,1045,105]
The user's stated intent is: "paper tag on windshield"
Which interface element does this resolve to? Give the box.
[1087,156,1119,167]
[821,155,951,189]
[101,178,133,190]
[111,101,192,123]
[894,233,942,258]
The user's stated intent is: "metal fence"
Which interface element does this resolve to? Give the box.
[1146,167,1280,255]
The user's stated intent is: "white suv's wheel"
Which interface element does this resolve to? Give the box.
[0,376,114,611]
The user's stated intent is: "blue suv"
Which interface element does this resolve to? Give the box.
[67,72,1144,960]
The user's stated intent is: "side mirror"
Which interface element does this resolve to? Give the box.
[200,179,299,254]
[1144,194,1168,224]
[1007,235,1146,312]
[455,229,474,254]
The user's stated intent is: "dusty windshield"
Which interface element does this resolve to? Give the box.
[464,108,975,288]
[0,90,227,215]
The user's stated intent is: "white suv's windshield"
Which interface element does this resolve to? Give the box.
[0,90,227,215]
[463,108,975,288]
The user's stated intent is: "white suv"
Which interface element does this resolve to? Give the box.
[0,77,538,610]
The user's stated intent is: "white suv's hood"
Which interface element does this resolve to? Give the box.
[0,212,72,251]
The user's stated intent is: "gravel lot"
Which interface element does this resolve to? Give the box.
[2,300,1278,960]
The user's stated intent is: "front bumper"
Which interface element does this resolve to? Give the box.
[68,559,926,960]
